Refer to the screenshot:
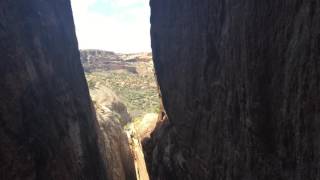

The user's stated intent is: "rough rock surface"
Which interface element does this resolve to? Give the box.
[135,113,159,141]
[0,0,107,179]
[126,123,150,180]
[91,87,136,180]
[146,0,320,180]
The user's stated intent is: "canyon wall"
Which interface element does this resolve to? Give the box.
[147,0,320,179]
[0,0,107,179]
[90,87,137,180]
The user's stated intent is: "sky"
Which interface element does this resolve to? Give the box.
[70,0,151,53]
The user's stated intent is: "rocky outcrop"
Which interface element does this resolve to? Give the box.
[125,113,159,180]
[135,113,159,141]
[0,0,107,179]
[91,87,132,126]
[91,87,136,180]
[126,124,150,180]
[146,0,320,180]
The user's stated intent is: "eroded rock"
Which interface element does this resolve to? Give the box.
[91,87,136,180]
[0,0,107,179]
[146,0,320,179]
[135,113,159,141]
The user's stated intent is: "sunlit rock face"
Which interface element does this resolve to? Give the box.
[146,0,320,180]
[0,0,107,179]
[90,87,136,180]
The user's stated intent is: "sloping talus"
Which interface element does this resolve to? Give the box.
[146,0,320,179]
[0,0,107,179]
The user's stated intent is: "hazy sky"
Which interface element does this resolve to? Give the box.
[70,0,151,53]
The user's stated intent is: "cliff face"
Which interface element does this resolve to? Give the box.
[0,1,107,179]
[91,87,136,180]
[147,0,320,180]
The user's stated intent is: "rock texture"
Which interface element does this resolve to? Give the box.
[135,113,159,141]
[146,0,320,180]
[91,87,136,180]
[126,123,150,180]
[0,0,107,179]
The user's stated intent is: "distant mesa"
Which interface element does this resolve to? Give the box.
[80,49,152,74]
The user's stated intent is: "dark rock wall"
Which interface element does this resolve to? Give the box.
[0,0,107,179]
[147,0,320,179]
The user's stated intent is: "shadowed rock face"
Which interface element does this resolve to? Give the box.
[0,0,107,179]
[146,0,320,180]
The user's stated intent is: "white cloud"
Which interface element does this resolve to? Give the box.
[70,0,151,53]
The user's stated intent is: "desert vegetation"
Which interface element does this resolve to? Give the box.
[82,50,160,121]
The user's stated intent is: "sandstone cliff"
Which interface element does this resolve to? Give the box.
[0,0,107,179]
[146,0,320,180]
[91,87,136,180]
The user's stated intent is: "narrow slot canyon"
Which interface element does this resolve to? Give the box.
[0,1,320,180]
[80,50,160,180]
